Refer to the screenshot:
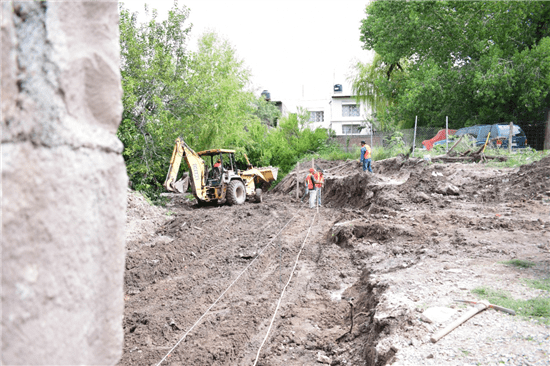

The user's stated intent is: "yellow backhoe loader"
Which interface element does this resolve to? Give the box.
[163,137,278,205]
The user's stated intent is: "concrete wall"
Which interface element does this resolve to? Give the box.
[330,135,387,153]
[2,1,127,364]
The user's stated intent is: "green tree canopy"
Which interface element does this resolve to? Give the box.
[357,1,550,128]
[118,2,192,190]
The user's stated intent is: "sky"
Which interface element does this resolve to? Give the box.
[123,0,374,111]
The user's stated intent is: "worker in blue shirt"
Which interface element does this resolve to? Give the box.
[360,141,373,173]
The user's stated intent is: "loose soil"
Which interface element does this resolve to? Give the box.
[119,156,550,366]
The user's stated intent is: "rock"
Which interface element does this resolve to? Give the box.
[316,352,331,364]
[422,307,457,324]
[414,192,431,202]
[436,183,460,195]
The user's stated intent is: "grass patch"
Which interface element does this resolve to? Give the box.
[419,138,550,169]
[471,287,550,324]
[525,278,550,292]
[485,147,550,168]
[500,259,536,268]
[372,145,410,161]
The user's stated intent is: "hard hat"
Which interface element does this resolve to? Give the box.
[309,168,315,173]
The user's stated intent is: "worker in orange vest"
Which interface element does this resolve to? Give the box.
[360,141,373,173]
[314,169,324,207]
[305,168,318,208]
[214,158,221,169]
[213,158,222,178]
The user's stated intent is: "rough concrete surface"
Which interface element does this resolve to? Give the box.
[2,1,127,365]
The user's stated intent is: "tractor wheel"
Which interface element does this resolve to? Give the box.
[226,180,246,205]
[255,188,263,203]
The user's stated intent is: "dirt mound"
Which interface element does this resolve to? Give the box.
[126,189,171,251]
[492,155,550,201]
[273,156,422,212]
[323,172,378,209]
[457,155,550,204]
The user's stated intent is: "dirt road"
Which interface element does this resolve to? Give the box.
[119,156,550,366]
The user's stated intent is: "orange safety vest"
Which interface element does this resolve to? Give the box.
[305,173,315,190]
[363,145,372,159]
[314,172,324,188]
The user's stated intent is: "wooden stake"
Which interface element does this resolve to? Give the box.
[447,136,464,155]
[296,162,299,199]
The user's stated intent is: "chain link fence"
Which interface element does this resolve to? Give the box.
[330,122,548,152]
[330,126,443,152]
[517,120,547,151]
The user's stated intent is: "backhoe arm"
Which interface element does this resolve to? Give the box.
[164,138,185,192]
[163,137,207,201]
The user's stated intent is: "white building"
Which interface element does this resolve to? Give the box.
[301,82,372,136]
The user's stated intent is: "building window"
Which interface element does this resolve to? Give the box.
[342,125,361,134]
[342,104,360,117]
[309,111,324,122]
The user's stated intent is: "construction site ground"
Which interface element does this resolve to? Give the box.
[119,156,550,366]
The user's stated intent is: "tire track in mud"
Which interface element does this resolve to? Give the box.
[161,207,310,365]
[163,207,322,365]
[120,200,335,366]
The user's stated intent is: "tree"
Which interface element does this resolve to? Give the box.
[178,31,258,153]
[118,2,191,190]
[348,53,406,131]
[357,1,550,127]
[253,97,282,127]
[263,109,328,175]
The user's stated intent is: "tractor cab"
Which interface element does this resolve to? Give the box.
[197,149,238,187]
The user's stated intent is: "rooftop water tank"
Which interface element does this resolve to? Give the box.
[261,90,271,101]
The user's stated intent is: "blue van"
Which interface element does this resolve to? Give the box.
[455,123,527,148]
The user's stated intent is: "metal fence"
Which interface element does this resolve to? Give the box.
[330,126,443,152]
[330,122,548,151]
[518,120,547,151]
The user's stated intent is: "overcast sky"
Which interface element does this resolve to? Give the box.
[123,0,374,110]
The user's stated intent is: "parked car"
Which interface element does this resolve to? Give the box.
[455,123,528,148]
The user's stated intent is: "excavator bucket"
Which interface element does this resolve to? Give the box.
[173,174,189,193]
[257,167,278,182]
